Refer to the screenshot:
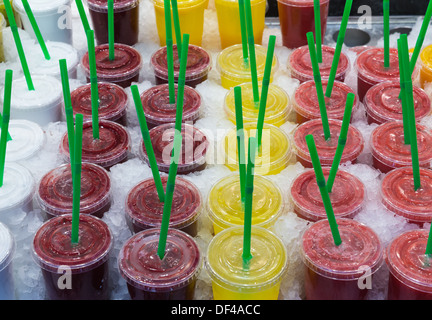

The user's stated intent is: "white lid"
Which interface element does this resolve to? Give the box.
[0,222,15,272]
[13,0,71,15]
[30,42,79,77]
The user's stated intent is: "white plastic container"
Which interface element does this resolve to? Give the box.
[0,222,15,300]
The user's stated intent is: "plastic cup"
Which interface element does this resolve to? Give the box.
[87,0,140,46]
[364,81,431,125]
[140,83,202,129]
[300,218,384,300]
[277,0,329,49]
[138,123,209,175]
[207,173,284,234]
[293,118,364,168]
[118,228,202,300]
[214,0,266,49]
[224,82,290,127]
[13,0,73,44]
[125,176,202,236]
[288,45,350,84]
[70,82,128,126]
[36,163,112,220]
[32,214,113,300]
[206,226,288,300]
[0,12,6,62]
[81,43,142,88]
[386,229,432,300]
[1,75,63,127]
[151,44,212,88]
[371,122,432,174]
[0,222,15,300]
[59,119,131,170]
[290,168,365,222]
[153,0,208,47]
[419,44,432,89]
[293,80,359,124]
[217,44,279,90]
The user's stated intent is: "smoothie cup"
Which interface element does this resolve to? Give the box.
[215,0,266,49]
[87,0,140,46]
[300,218,384,300]
[36,163,112,220]
[140,83,202,129]
[125,176,202,236]
[217,44,278,90]
[151,44,212,88]
[371,122,432,174]
[364,81,431,125]
[81,43,142,88]
[207,174,284,234]
[290,168,365,222]
[386,229,432,300]
[206,226,288,300]
[0,12,6,62]
[419,44,432,89]
[293,118,364,168]
[277,0,329,49]
[32,214,113,300]
[293,80,358,124]
[224,82,290,127]
[0,222,15,300]
[118,228,202,300]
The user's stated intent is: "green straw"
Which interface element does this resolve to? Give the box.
[326,92,355,193]
[75,0,91,33]
[238,0,249,65]
[71,113,84,245]
[21,0,50,60]
[244,0,259,106]
[410,0,432,75]
[108,0,115,61]
[0,113,12,142]
[0,70,13,188]
[306,134,342,246]
[383,0,390,68]
[234,86,246,204]
[86,29,100,140]
[325,0,353,98]
[131,85,165,203]
[313,0,322,63]
[164,0,176,104]
[171,0,182,60]
[307,32,331,141]
[4,0,34,91]
[426,224,432,256]
[397,38,411,145]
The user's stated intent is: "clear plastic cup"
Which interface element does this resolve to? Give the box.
[371,122,432,174]
[118,228,202,300]
[125,176,202,236]
[217,44,279,90]
[207,173,284,234]
[224,82,290,127]
[206,226,288,300]
[151,44,212,88]
[32,214,113,300]
[0,222,15,300]
[0,12,6,62]
[140,83,202,129]
[300,218,384,300]
[293,118,364,168]
[293,80,358,124]
[419,44,432,89]
[36,163,112,220]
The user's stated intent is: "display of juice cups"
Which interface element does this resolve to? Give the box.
[0,222,15,300]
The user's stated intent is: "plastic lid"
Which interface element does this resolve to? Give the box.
[0,222,15,272]
[420,44,432,72]
[118,228,201,292]
[13,0,70,14]
[153,0,207,9]
[355,47,400,85]
[87,0,139,12]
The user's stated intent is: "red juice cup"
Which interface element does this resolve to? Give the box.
[151,44,212,88]
[87,0,140,46]
[36,163,112,220]
[300,218,384,300]
[60,120,131,170]
[293,118,365,168]
[81,43,142,88]
[293,80,359,124]
[277,0,329,49]
[288,45,350,83]
[290,168,365,222]
[386,229,432,300]
[364,81,431,125]
[32,214,113,300]
[138,123,209,174]
[118,228,202,300]
[125,176,202,236]
[140,83,202,129]
[371,122,432,174]
[70,82,129,126]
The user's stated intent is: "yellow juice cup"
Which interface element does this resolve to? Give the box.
[153,0,207,47]
[206,226,288,300]
[224,82,290,127]
[0,12,5,62]
[217,44,279,89]
[215,0,266,49]
[207,173,284,234]
[223,122,291,175]
[419,44,432,89]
